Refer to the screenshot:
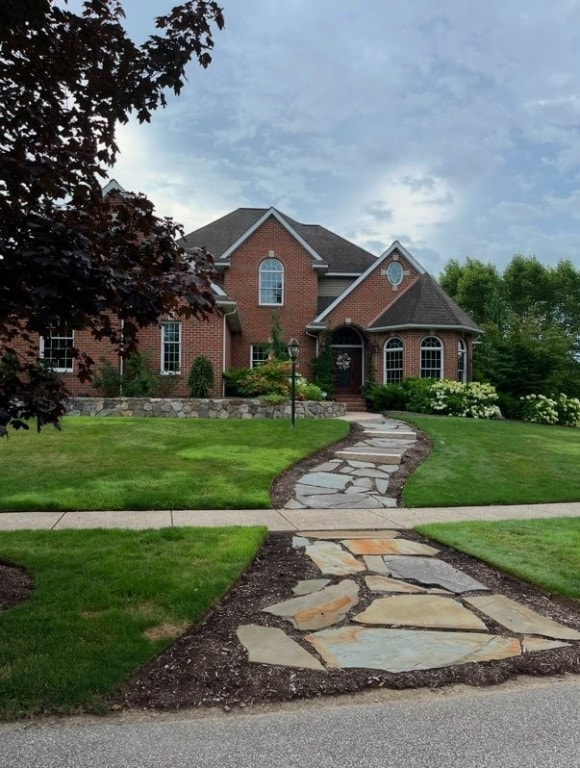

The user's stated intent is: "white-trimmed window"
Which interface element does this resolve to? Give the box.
[161,321,181,374]
[259,258,284,305]
[40,327,74,372]
[420,336,443,379]
[251,344,270,368]
[384,338,404,384]
[458,339,467,382]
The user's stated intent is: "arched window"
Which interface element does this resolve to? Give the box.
[457,339,467,382]
[384,338,404,384]
[420,336,443,379]
[259,258,284,305]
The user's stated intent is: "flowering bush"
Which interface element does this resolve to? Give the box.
[556,394,580,427]
[429,380,501,419]
[521,393,580,427]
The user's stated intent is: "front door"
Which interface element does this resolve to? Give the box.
[333,346,362,395]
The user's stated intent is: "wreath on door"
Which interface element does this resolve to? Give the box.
[335,353,351,371]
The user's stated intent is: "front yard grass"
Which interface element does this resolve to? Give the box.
[400,414,580,507]
[416,518,580,599]
[0,526,266,718]
[0,417,349,511]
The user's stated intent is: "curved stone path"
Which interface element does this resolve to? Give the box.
[284,416,416,510]
[238,414,580,674]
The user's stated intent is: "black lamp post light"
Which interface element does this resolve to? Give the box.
[287,337,300,429]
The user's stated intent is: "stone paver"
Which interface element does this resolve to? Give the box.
[303,541,367,575]
[237,625,325,671]
[263,580,359,630]
[465,595,580,640]
[298,529,400,539]
[305,627,521,673]
[385,556,490,593]
[354,594,488,631]
[365,575,426,593]
[363,555,390,574]
[298,472,351,490]
[292,579,331,596]
[522,636,571,653]
[342,538,439,556]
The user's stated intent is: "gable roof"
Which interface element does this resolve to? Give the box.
[311,240,424,325]
[179,207,377,275]
[368,273,482,334]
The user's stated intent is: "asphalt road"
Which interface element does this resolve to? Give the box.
[1,677,579,768]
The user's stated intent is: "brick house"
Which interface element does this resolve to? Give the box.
[33,202,481,404]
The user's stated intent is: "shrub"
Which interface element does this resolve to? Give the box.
[311,328,335,399]
[223,367,253,397]
[238,359,293,397]
[521,393,580,427]
[520,394,559,425]
[93,353,154,397]
[370,383,406,412]
[297,382,323,401]
[556,393,580,427]
[188,356,215,398]
[93,359,122,397]
[401,377,436,413]
[260,393,287,405]
[429,380,501,419]
[497,392,522,420]
[122,353,154,397]
[150,373,180,397]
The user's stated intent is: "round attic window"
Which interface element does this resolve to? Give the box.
[386,261,404,286]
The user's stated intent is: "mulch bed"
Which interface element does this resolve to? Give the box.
[1,417,578,714]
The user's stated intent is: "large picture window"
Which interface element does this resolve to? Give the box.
[420,336,443,379]
[259,258,284,305]
[41,327,74,372]
[384,338,404,384]
[161,321,181,374]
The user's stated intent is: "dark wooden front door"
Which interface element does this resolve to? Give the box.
[333,347,362,395]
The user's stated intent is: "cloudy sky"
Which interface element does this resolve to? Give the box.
[107,0,580,276]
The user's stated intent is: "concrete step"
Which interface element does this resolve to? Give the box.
[336,449,401,465]
[364,430,416,440]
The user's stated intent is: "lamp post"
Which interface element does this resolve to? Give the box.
[287,337,300,429]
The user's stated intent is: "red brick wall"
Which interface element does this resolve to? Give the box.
[323,249,420,330]
[223,215,319,377]
[9,313,226,397]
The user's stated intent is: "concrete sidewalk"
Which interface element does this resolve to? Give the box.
[0,501,579,532]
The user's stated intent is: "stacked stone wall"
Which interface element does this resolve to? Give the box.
[66,397,346,419]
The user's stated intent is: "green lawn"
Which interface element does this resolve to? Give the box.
[400,414,580,507]
[0,526,265,719]
[417,518,580,599]
[0,417,349,511]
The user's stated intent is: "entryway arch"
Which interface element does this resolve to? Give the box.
[331,325,365,395]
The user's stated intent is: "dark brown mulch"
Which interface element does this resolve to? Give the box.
[0,560,34,611]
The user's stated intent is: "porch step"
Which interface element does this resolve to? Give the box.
[363,429,416,440]
[336,395,367,412]
[335,449,401,465]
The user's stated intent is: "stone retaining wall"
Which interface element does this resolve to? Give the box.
[66,397,346,420]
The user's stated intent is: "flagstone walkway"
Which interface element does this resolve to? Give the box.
[284,416,416,510]
[237,531,580,674]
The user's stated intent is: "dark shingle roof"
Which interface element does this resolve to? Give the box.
[369,274,481,333]
[179,208,377,275]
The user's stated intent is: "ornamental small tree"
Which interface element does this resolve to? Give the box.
[188,356,215,398]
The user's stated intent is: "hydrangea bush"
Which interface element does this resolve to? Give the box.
[521,393,580,427]
[429,380,502,419]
